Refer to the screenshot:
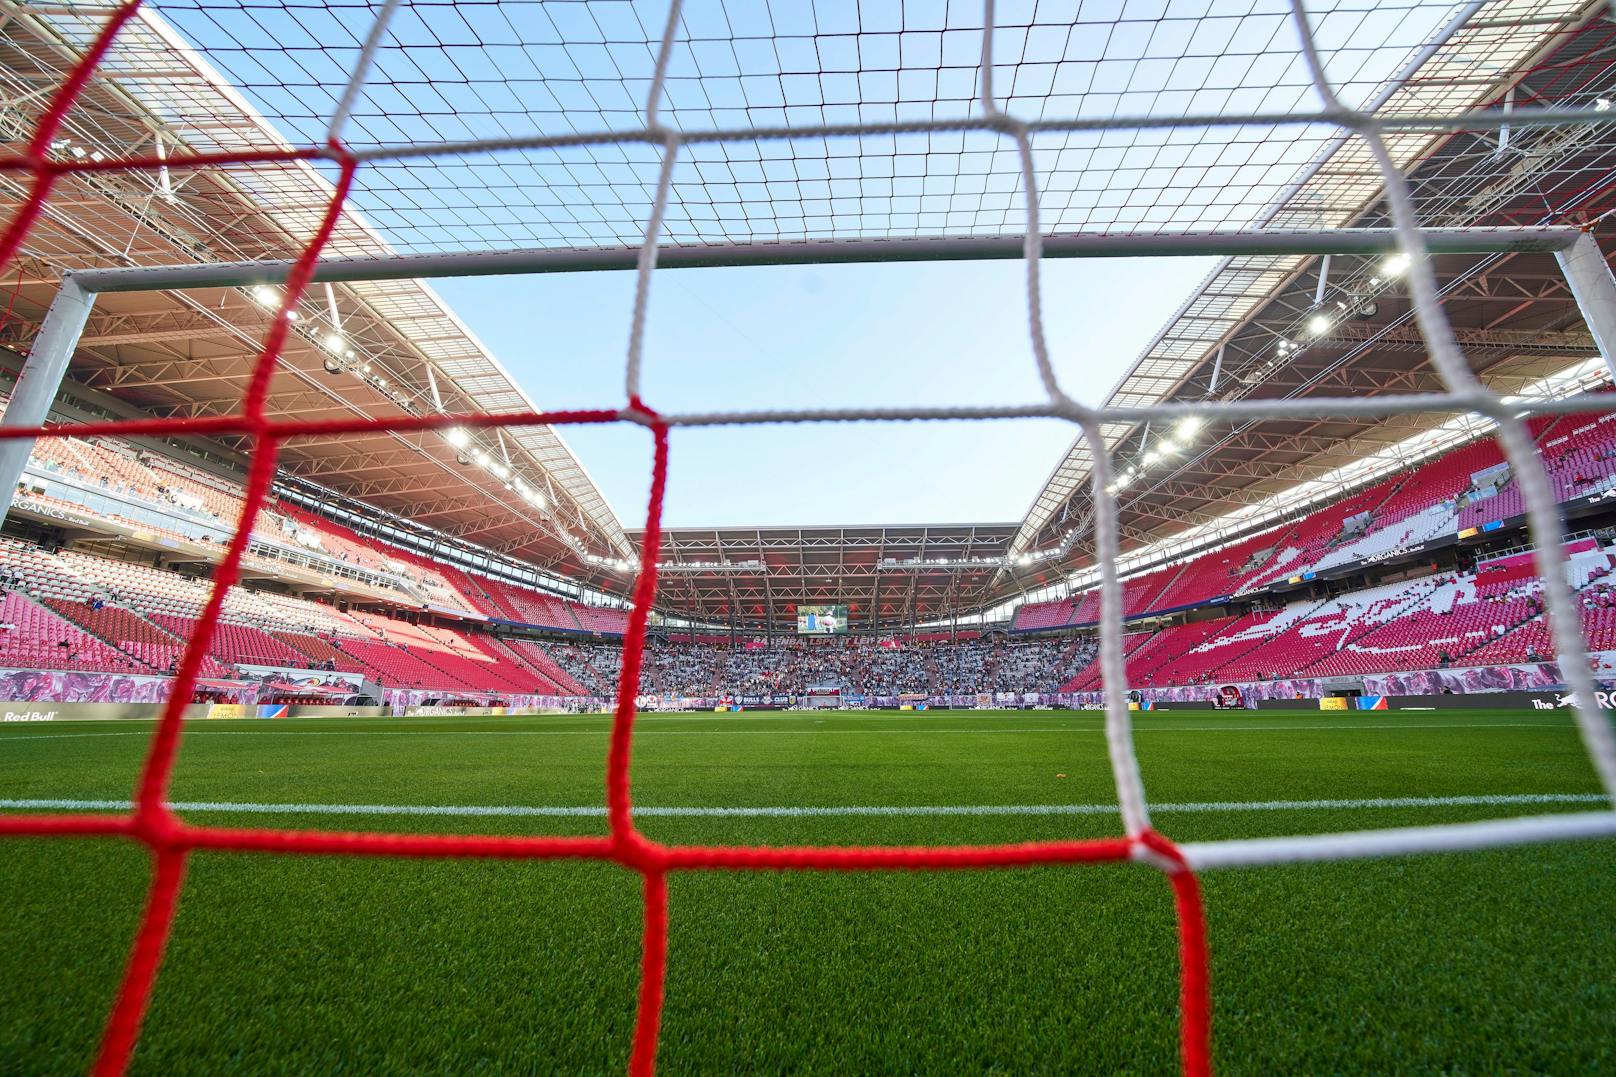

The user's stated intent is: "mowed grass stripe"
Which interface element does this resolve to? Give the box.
[2,792,1604,817]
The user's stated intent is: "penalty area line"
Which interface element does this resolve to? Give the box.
[0,792,1605,819]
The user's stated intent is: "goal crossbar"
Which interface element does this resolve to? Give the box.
[69,226,1586,293]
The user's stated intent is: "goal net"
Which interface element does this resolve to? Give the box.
[1,1,1615,1075]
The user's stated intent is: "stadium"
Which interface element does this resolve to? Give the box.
[2,0,1616,1072]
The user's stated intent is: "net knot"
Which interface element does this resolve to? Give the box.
[131,806,184,851]
[319,140,358,169]
[622,398,663,427]
[612,831,668,873]
[1324,105,1371,132]
[1134,828,1190,875]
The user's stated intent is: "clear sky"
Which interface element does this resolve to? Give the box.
[432,254,1216,528]
[141,0,1453,530]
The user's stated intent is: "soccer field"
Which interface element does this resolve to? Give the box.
[2,709,1613,1074]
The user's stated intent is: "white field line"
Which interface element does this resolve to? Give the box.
[0,722,1575,741]
[1177,811,1616,869]
[0,732,150,740]
[0,792,1604,819]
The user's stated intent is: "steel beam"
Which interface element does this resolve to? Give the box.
[0,275,94,525]
[1554,232,1616,382]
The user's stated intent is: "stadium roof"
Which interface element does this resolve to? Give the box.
[0,1,637,595]
[2,0,1616,628]
[646,522,1018,629]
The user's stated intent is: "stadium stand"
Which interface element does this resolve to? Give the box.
[6,402,1616,700]
[1017,405,1616,632]
[0,592,148,673]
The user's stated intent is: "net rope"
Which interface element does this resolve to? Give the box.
[0,1,1614,1075]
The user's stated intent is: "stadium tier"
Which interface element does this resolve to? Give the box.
[1012,404,1616,633]
[7,404,1616,702]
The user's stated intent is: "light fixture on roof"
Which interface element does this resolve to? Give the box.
[1306,312,1332,336]
[445,427,470,449]
[1380,253,1410,278]
[1598,98,1613,112]
[1142,448,1161,466]
[251,285,278,306]
[324,333,345,352]
[1175,416,1202,440]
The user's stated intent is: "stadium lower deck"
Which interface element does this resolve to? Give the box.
[2,709,1611,1072]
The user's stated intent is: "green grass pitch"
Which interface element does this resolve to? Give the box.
[2,708,1613,1073]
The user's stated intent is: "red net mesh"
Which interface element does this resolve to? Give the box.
[0,5,1213,1075]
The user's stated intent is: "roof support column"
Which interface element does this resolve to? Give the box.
[0,276,95,527]
[1555,233,1616,383]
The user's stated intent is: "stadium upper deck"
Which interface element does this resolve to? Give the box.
[0,0,1615,633]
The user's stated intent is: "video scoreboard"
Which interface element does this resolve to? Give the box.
[796,604,848,635]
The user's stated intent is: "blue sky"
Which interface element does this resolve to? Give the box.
[140,0,1457,528]
[433,253,1216,527]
